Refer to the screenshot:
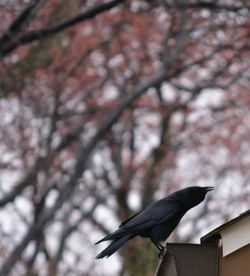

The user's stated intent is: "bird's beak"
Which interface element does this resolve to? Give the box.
[205,187,214,192]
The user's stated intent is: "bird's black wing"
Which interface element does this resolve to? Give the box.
[119,210,143,227]
[120,199,180,232]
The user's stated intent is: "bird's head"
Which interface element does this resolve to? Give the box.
[173,186,214,210]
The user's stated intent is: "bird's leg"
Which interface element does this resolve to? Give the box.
[152,241,165,259]
[158,244,165,259]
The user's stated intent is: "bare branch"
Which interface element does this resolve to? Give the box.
[0,157,45,207]
[0,0,43,45]
[0,0,125,57]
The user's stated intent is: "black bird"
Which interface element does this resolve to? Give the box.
[95,186,213,259]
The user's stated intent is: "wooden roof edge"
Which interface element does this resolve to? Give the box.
[201,209,250,244]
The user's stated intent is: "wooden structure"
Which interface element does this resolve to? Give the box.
[156,210,250,276]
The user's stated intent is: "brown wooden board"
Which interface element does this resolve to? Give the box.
[156,243,218,276]
[219,245,250,276]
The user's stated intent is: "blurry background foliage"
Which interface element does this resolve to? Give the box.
[0,0,250,275]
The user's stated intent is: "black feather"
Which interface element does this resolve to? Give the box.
[96,234,131,259]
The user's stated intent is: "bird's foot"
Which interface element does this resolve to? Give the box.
[158,248,165,259]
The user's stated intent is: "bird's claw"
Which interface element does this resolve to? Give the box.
[158,249,164,259]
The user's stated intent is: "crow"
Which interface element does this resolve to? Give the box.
[95,186,213,259]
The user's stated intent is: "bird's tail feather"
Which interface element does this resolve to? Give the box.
[96,234,131,259]
[95,229,125,245]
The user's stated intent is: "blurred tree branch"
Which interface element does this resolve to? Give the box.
[0,0,125,57]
